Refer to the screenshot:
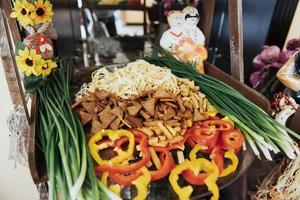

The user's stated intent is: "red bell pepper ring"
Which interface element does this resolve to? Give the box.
[187,137,197,148]
[95,130,151,174]
[150,146,175,181]
[109,171,143,186]
[130,129,148,145]
[190,127,220,152]
[210,147,224,173]
[182,169,209,185]
[115,136,130,150]
[202,119,234,131]
[221,130,244,152]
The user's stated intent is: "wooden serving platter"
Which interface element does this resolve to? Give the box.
[28,61,271,190]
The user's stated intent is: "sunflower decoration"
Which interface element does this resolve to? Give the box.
[10,0,35,27]
[36,59,57,76]
[31,0,54,25]
[16,47,44,76]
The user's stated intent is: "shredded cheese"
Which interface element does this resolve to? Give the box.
[76,60,179,100]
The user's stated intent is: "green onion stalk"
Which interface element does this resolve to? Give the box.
[36,60,119,200]
[144,48,300,160]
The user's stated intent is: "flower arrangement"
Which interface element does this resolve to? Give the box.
[16,47,57,76]
[11,0,53,27]
[11,0,57,86]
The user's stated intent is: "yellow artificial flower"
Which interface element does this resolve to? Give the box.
[16,47,43,76]
[10,0,35,27]
[36,59,57,76]
[31,0,54,25]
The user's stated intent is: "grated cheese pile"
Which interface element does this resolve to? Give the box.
[76,60,179,100]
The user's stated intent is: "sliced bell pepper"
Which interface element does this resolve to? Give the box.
[109,184,121,197]
[132,167,151,200]
[189,144,224,174]
[183,144,220,185]
[205,177,219,200]
[182,169,208,185]
[204,104,219,117]
[221,116,234,126]
[221,130,244,152]
[100,172,121,197]
[202,119,234,131]
[190,127,220,152]
[89,129,135,165]
[169,160,194,200]
[210,147,224,173]
[189,144,208,160]
[149,146,175,181]
[95,130,150,174]
[109,171,143,186]
[187,136,197,148]
[100,172,109,187]
[169,158,219,200]
[130,129,148,145]
[219,149,238,177]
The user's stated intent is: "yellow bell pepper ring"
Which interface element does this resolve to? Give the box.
[219,149,238,177]
[169,158,219,200]
[205,179,219,200]
[189,144,208,160]
[101,172,109,187]
[132,167,151,200]
[169,160,194,200]
[100,172,121,197]
[89,129,135,165]
[109,184,121,197]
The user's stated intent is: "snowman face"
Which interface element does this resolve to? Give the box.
[167,11,184,28]
[183,6,199,26]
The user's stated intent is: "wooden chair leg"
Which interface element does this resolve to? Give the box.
[228,0,244,82]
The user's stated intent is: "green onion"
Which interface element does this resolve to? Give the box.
[144,49,299,160]
[36,60,118,200]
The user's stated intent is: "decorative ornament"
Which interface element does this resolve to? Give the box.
[277,51,300,92]
[24,32,54,58]
[159,6,207,73]
[7,105,29,167]
[271,92,298,126]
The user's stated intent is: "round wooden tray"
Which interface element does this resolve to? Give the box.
[28,62,270,198]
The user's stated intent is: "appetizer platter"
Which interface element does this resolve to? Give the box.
[71,60,246,199]
[26,54,299,200]
[5,0,300,199]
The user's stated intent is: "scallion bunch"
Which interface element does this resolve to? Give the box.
[36,61,118,200]
[144,50,300,160]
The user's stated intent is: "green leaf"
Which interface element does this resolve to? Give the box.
[15,42,26,55]
[23,75,47,93]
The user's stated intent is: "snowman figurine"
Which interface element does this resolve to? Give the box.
[182,6,205,45]
[160,11,185,52]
